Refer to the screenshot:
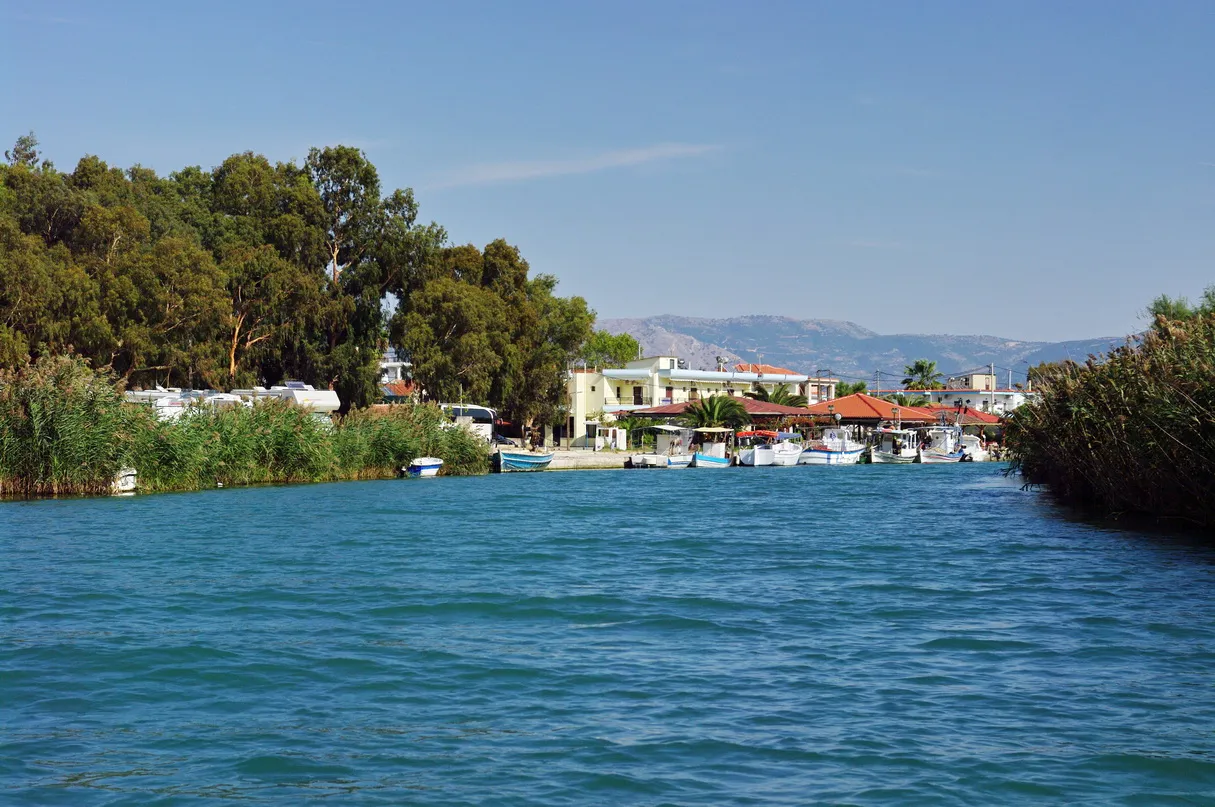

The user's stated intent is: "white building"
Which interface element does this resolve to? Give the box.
[873,387,1033,416]
[563,356,836,447]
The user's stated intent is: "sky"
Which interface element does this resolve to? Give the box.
[4,0,1214,342]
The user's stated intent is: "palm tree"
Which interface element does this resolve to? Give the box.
[679,395,751,430]
[902,359,944,390]
[835,381,868,397]
[744,383,808,408]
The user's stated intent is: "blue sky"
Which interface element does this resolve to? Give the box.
[5,1,1214,342]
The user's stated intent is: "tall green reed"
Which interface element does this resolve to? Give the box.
[1005,314,1215,529]
[1,357,490,497]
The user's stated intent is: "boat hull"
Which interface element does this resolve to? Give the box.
[771,444,803,466]
[920,451,964,464]
[738,447,774,466]
[495,450,555,472]
[406,457,444,477]
[691,452,731,468]
[799,448,865,466]
[666,454,693,469]
[871,450,918,464]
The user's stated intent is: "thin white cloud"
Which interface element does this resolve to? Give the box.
[894,166,938,178]
[430,143,721,189]
[1202,162,1215,168]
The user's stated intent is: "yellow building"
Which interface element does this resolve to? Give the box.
[563,356,837,447]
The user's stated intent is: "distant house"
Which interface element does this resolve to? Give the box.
[380,349,411,384]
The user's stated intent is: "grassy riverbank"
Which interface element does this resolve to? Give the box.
[1005,314,1215,530]
[0,357,489,497]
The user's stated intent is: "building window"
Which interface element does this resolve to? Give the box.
[633,386,643,405]
[616,386,621,399]
[590,385,595,392]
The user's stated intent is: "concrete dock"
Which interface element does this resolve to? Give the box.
[546,450,630,471]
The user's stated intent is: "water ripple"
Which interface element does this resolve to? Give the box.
[2,466,1214,804]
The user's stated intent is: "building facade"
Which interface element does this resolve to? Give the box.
[564,356,837,446]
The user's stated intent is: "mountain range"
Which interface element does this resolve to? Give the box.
[597,315,1125,386]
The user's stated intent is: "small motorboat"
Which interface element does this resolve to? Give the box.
[691,452,731,468]
[494,450,555,472]
[405,457,444,478]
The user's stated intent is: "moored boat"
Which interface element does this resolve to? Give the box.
[737,430,801,466]
[628,425,693,469]
[494,450,555,472]
[798,426,866,465]
[691,452,731,468]
[870,428,920,463]
[405,457,444,477]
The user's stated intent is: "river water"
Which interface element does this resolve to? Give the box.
[2,464,1213,805]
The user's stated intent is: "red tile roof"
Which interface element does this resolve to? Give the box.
[381,379,416,398]
[632,397,813,417]
[802,393,937,422]
[921,404,1003,425]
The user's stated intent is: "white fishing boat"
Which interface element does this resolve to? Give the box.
[870,428,921,463]
[690,427,733,468]
[628,425,693,469]
[960,433,990,462]
[918,425,966,463]
[799,426,866,465]
[736,431,802,466]
[405,457,444,478]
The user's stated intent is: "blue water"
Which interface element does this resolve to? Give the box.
[2,465,1214,805]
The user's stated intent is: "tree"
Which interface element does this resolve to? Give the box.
[835,381,867,396]
[744,382,808,408]
[219,244,322,385]
[679,395,751,430]
[902,359,944,390]
[6,132,40,168]
[579,330,639,368]
[399,278,507,403]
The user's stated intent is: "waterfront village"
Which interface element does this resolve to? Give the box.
[128,350,1033,475]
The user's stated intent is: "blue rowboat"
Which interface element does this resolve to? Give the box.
[494,450,555,472]
[691,452,731,468]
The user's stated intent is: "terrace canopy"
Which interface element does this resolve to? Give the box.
[630,397,814,420]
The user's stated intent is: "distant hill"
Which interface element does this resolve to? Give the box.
[598,315,1123,385]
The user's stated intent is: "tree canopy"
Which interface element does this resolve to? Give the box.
[578,330,640,368]
[902,359,944,390]
[744,382,808,408]
[0,132,595,422]
[678,395,751,430]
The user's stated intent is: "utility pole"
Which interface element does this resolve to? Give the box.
[989,363,996,412]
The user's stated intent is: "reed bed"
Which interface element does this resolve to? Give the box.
[1005,315,1215,530]
[0,357,490,497]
